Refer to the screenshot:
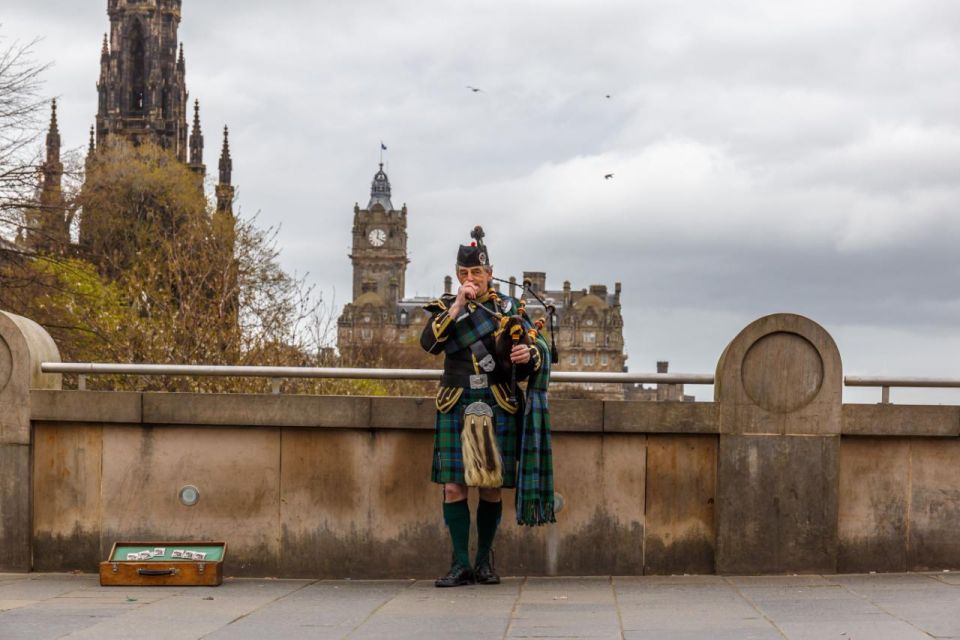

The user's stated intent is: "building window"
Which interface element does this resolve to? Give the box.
[584,332,596,343]
[584,354,595,366]
[361,329,372,340]
[569,354,577,365]
[601,354,609,366]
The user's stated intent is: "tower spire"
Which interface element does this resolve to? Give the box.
[46,99,61,164]
[188,98,204,174]
[216,125,234,216]
[368,163,393,210]
[24,99,67,252]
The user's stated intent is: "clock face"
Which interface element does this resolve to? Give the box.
[368,228,387,247]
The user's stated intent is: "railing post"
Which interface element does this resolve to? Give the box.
[715,313,842,574]
[881,386,890,404]
[0,311,61,571]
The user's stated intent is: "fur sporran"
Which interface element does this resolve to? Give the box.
[461,401,503,488]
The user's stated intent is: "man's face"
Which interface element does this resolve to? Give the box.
[456,265,492,295]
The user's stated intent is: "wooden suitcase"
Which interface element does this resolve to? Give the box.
[99,541,227,587]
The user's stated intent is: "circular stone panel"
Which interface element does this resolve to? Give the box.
[0,336,11,393]
[741,332,824,413]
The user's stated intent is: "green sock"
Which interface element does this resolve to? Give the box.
[443,499,470,568]
[476,499,502,566]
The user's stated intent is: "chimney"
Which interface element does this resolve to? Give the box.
[444,275,452,294]
[657,361,669,374]
[589,284,608,299]
[523,271,546,294]
[509,276,516,298]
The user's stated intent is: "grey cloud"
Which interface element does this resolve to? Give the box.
[4,0,959,394]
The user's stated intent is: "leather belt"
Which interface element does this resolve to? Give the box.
[441,373,507,389]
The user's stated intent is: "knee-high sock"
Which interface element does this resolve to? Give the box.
[443,499,470,568]
[476,499,502,565]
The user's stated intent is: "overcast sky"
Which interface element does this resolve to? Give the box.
[6,0,960,403]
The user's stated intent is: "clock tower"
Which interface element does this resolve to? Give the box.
[348,163,409,305]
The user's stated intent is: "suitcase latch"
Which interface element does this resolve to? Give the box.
[111,562,119,574]
[197,562,205,574]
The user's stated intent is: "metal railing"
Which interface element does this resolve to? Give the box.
[844,376,960,404]
[38,363,960,403]
[39,362,715,394]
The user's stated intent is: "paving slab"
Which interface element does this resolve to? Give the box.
[832,573,960,639]
[209,580,417,640]
[0,572,958,639]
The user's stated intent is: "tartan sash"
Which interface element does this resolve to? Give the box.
[516,334,556,526]
[443,301,500,355]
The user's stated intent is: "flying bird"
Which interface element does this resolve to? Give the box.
[467,85,482,93]
[605,94,611,99]
[604,173,614,180]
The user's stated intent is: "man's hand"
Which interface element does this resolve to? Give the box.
[448,281,480,318]
[510,344,531,364]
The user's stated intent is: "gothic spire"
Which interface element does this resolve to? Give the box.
[218,125,232,185]
[45,99,61,164]
[188,98,204,173]
[178,42,185,69]
[368,162,394,210]
[24,98,67,253]
[101,33,109,58]
[216,125,235,216]
[88,125,95,154]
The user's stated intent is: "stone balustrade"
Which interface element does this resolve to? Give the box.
[2,310,959,576]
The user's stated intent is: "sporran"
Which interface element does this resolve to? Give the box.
[461,401,503,488]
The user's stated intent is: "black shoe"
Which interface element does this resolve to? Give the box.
[474,551,500,585]
[435,561,474,588]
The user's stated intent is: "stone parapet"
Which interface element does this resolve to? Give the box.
[15,312,960,577]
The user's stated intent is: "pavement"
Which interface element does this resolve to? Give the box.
[0,572,958,639]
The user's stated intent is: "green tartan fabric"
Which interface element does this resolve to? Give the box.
[516,334,556,526]
[443,301,501,354]
[431,388,519,487]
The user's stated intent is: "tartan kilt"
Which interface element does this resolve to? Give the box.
[431,387,519,488]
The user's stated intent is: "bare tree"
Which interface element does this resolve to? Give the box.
[0,30,50,237]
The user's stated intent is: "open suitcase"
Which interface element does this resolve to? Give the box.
[99,541,227,587]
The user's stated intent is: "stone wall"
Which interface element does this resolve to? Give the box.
[4,311,960,576]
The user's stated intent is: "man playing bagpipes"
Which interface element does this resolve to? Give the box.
[420,226,547,587]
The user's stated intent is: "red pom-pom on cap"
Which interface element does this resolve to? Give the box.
[470,241,476,246]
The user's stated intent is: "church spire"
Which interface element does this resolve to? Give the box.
[45,98,61,164]
[218,126,232,186]
[85,124,96,173]
[23,99,68,253]
[188,98,204,175]
[216,126,234,216]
